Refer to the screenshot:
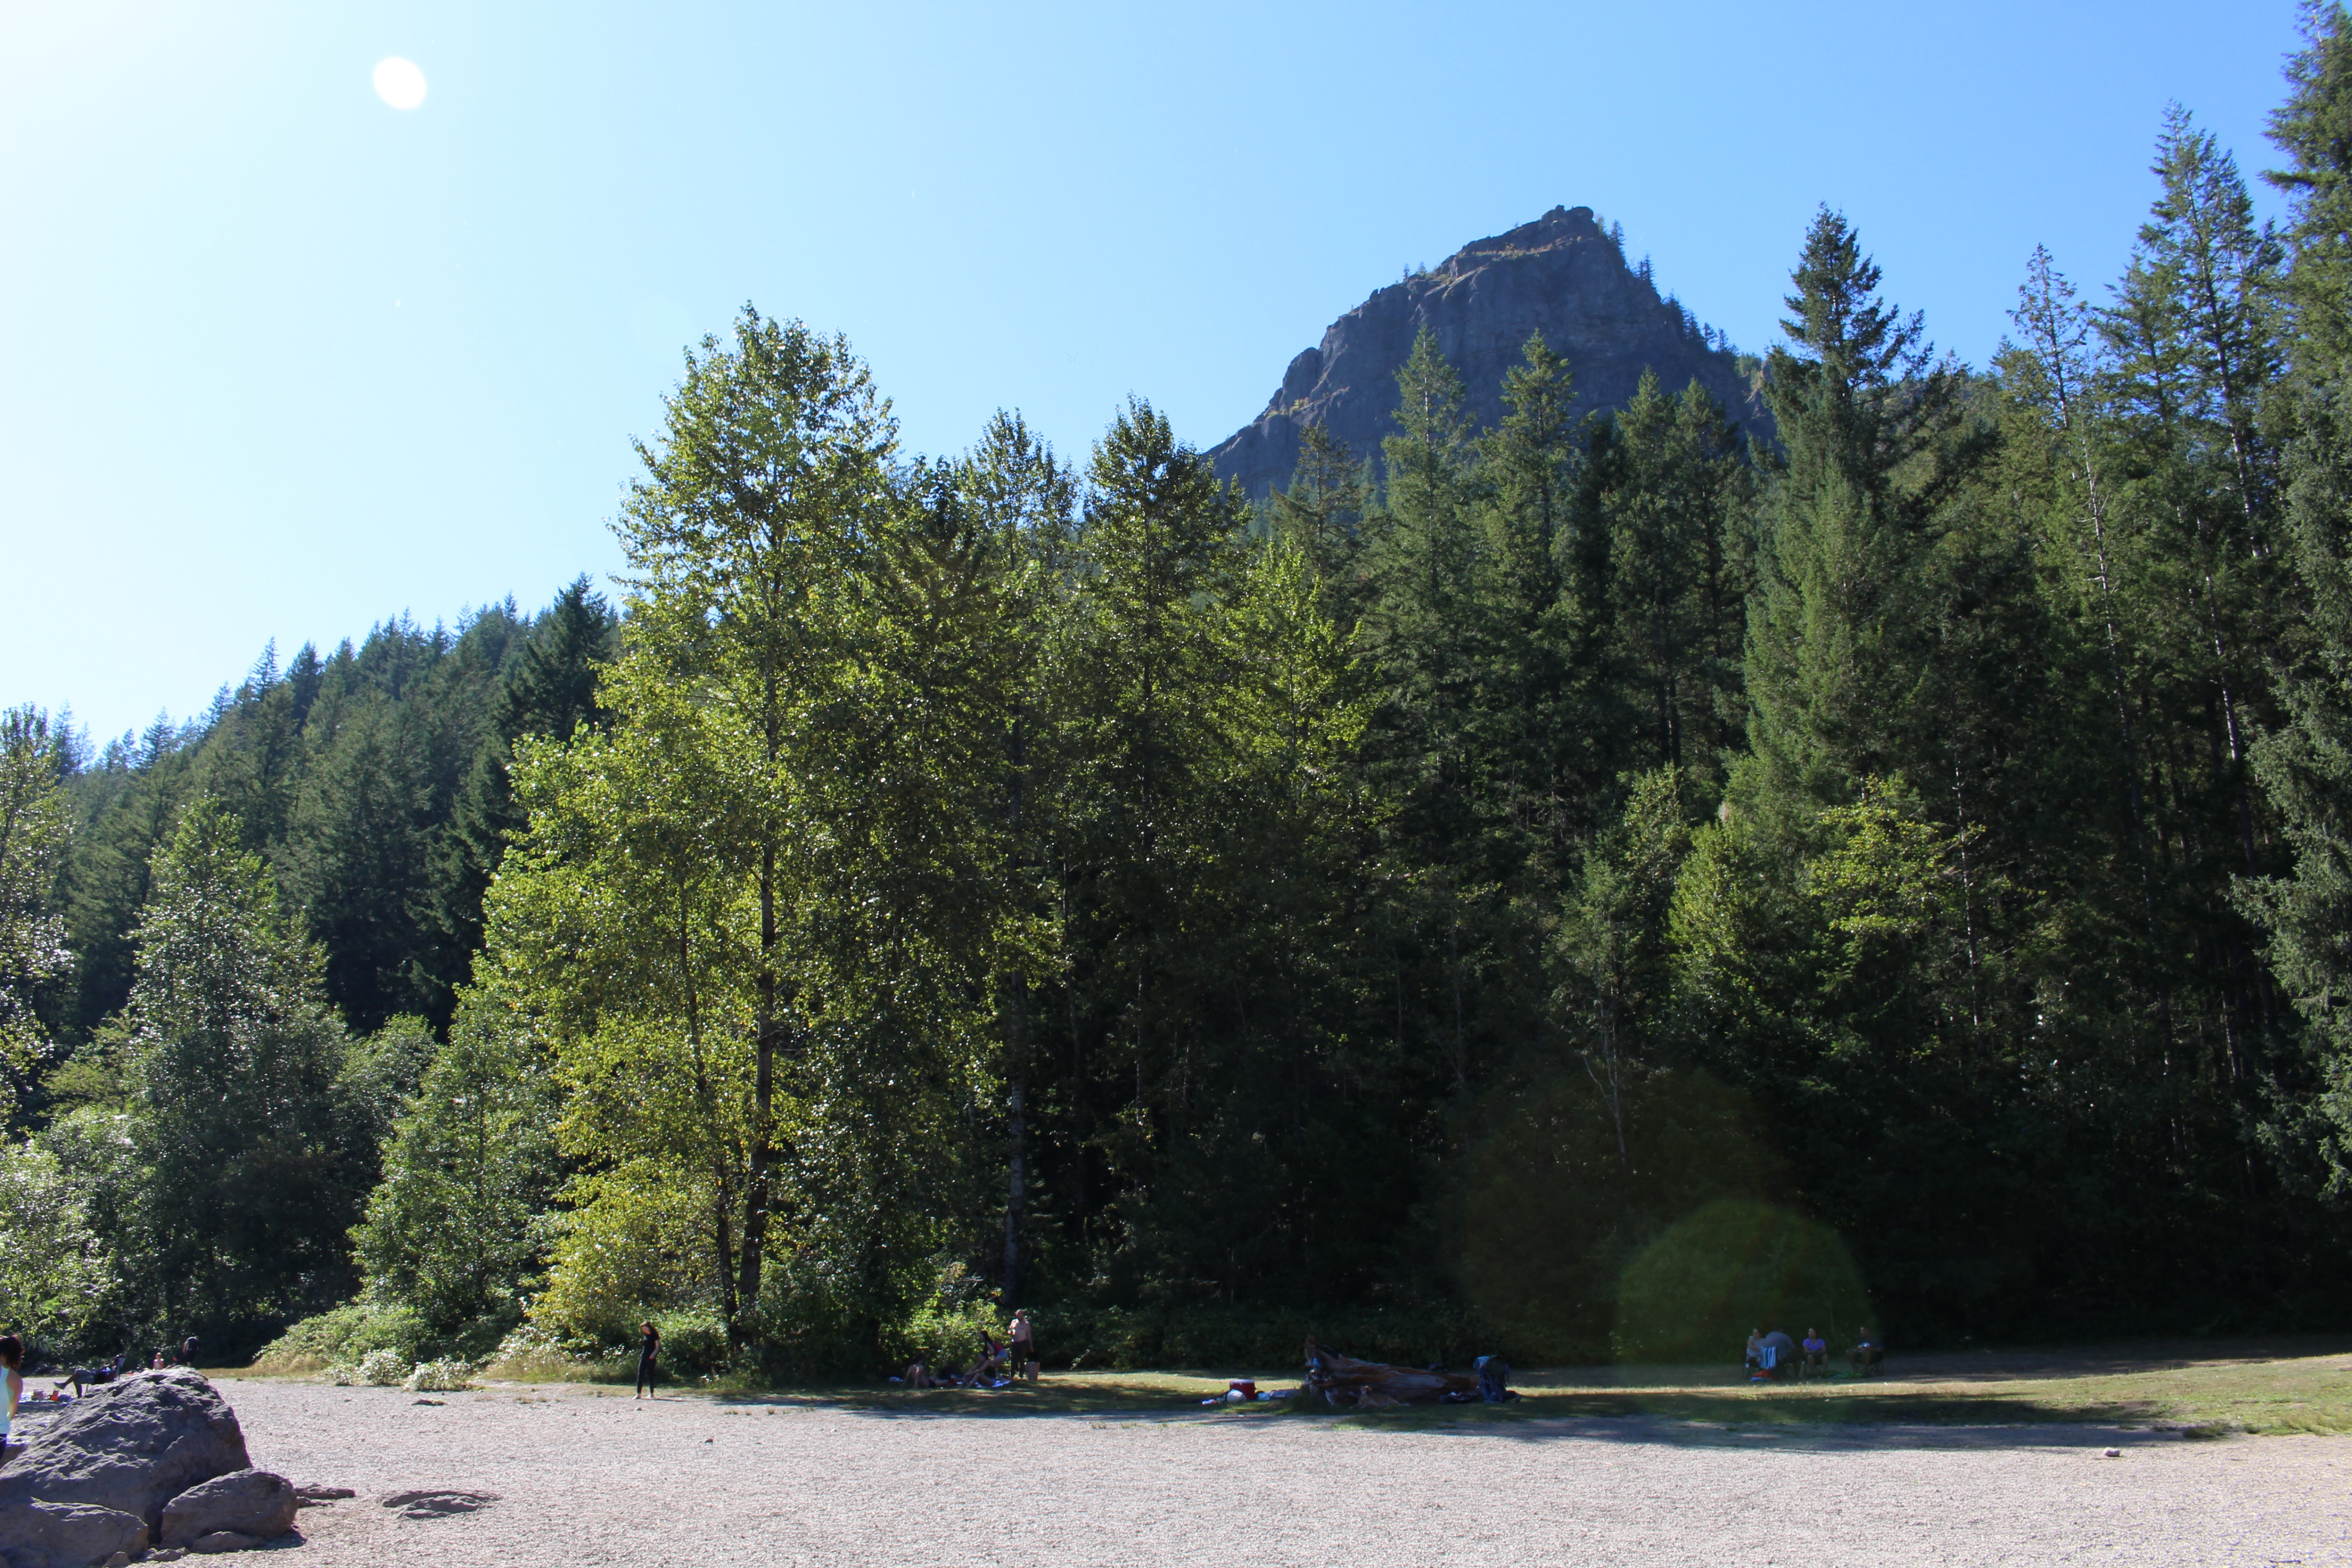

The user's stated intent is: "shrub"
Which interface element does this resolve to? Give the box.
[402,1358,477,1392]
[481,1324,600,1383]
[355,1348,410,1386]
[252,1301,432,1376]
[651,1313,730,1379]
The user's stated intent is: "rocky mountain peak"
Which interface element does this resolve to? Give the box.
[1210,207,1765,499]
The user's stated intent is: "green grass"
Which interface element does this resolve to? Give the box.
[680,1339,2352,1434]
[235,1335,2352,1436]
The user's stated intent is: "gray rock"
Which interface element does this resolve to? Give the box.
[1209,206,1771,500]
[381,1488,497,1518]
[187,1533,259,1555]
[0,1369,248,1530]
[160,1470,296,1548]
[0,1498,148,1568]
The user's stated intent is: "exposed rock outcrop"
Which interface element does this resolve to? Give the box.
[1209,206,1767,499]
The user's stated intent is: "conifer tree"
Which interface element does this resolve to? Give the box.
[1268,421,1371,624]
[125,799,374,1338]
[1744,209,1967,815]
[2253,0,2352,1181]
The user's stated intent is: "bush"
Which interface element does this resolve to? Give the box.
[877,1298,1005,1373]
[252,1302,431,1376]
[402,1358,477,1392]
[354,1348,410,1386]
[481,1325,594,1383]
[651,1313,730,1379]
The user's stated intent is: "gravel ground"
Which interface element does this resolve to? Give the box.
[197,1376,2350,1567]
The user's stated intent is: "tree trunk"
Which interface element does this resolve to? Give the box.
[1002,981,1029,1305]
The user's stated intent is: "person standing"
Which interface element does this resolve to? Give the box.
[1009,1309,1036,1379]
[635,1321,661,1399]
[0,1336,22,1469]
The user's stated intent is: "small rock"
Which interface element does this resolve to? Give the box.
[105,1554,131,1568]
[412,1398,445,1406]
[295,1485,356,1500]
[381,1489,498,1519]
[190,1532,260,1555]
[2103,1446,2122,1458]
[150,1552,188,1564]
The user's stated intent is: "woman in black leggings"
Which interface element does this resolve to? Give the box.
[635,1321,661,1399]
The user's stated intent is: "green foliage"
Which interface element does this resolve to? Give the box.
[2250,2,2352,1195]
[0,1140,108,1350]
[353,995,559,1348]
[251,1300,431,1375]
[0,707,74,1119]
[120,799,379,1347]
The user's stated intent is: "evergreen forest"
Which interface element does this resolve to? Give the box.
[8,15,2352,1376]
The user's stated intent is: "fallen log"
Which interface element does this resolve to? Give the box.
[1302,1337,1481,1408]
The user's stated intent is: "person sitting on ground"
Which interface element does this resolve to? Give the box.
[150,1348,165,1370]
[1850,1327,1883,1376]
[960,1330,1009,1387]
[1760,1327,1797,1377]
[1801,1327,1829,1376]
[1743,1329,1765,1374]
[903,1361,937,1389]
[0,1335,22,1470]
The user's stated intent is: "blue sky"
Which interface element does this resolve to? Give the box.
[0,0,2302,743]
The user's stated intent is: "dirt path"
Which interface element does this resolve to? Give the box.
[219,1376,2351,1567]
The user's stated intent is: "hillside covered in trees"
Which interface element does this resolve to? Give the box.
[5,14,2352,1374]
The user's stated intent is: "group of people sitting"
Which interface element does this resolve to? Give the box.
[63,1337,198,1397]
[902,1308,1039,1390]
[1743,1325,1882,1380]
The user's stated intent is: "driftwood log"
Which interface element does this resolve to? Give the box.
[1302,1337,1481,1409]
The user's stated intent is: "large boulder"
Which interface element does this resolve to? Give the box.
[0,1499,148,1568]
[159,1470,296,1548]
[0,1369,249,1533]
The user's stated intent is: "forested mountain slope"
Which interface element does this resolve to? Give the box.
[1210,204,1767,498]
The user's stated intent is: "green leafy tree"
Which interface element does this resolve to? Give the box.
[0,1140,108,1349]
[0,708,73,1118]
[353,994,560,1345]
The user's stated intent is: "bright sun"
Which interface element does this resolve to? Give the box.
[373,57,428,110]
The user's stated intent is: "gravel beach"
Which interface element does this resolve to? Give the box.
[184,1376,2352,1568]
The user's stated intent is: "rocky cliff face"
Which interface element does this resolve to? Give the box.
[1210,206,1767,498]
